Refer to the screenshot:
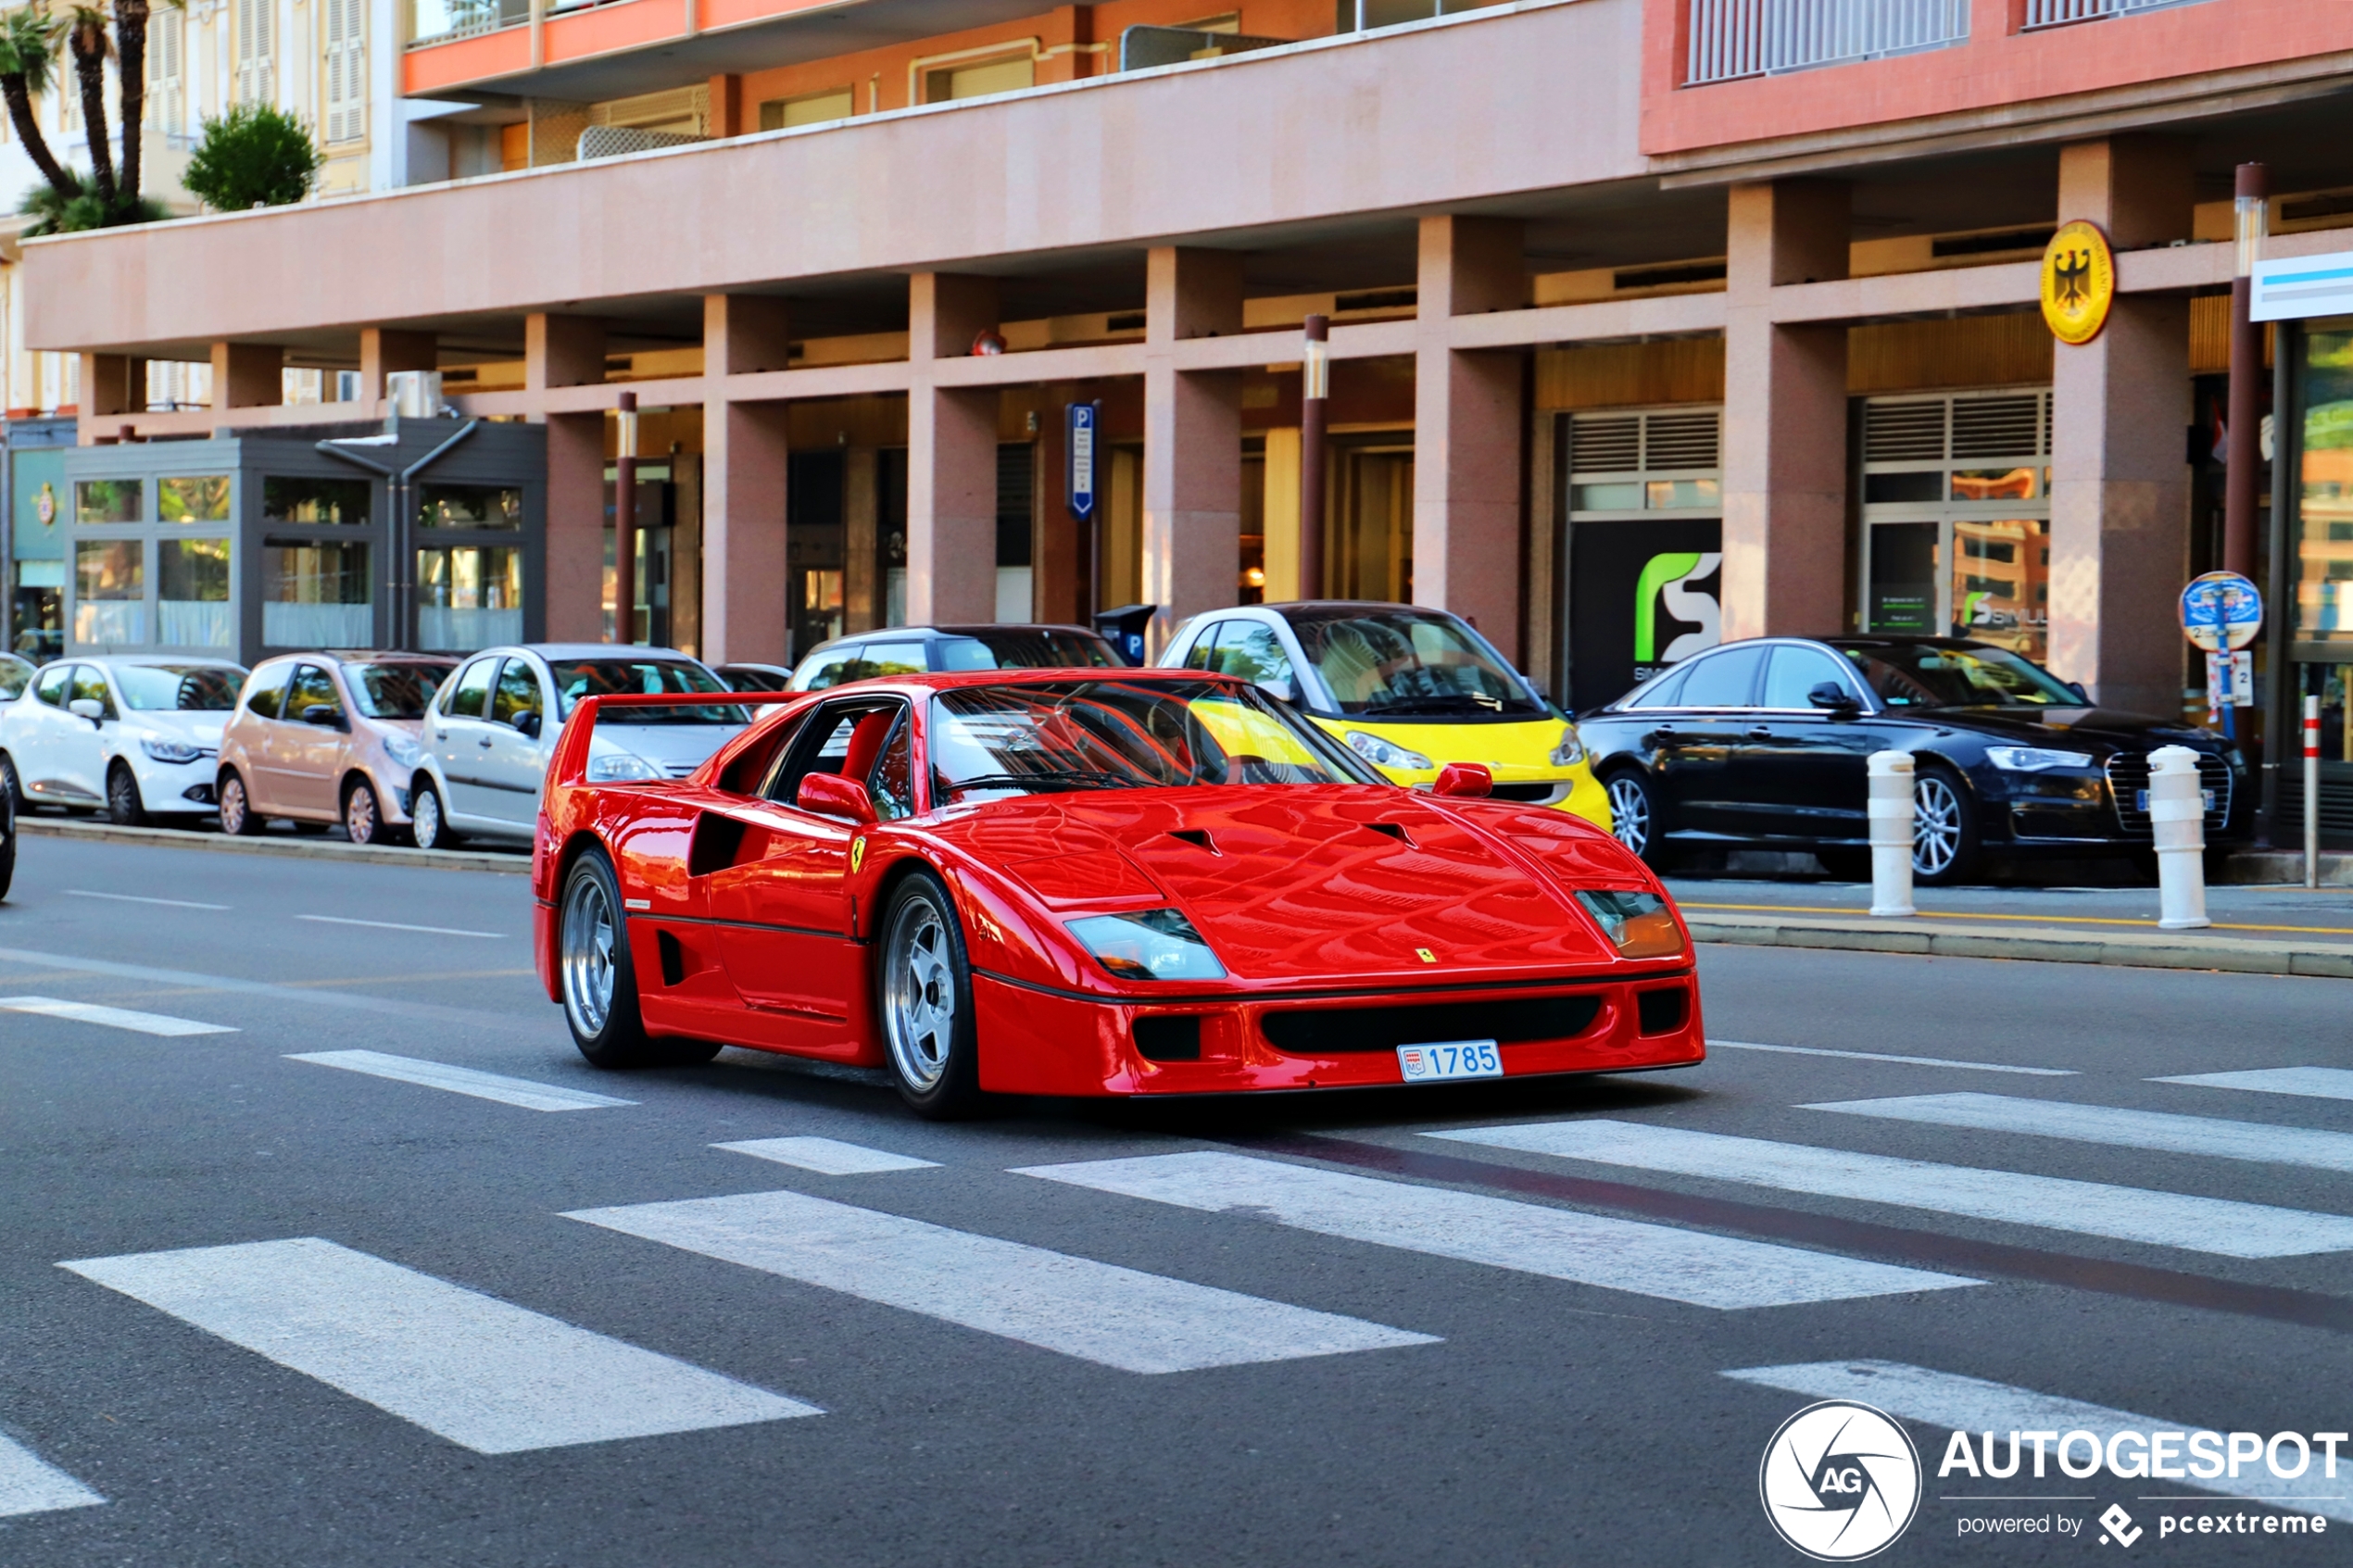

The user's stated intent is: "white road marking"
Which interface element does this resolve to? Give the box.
[62,889,231,910]
[715,1137,940,1174]
[287,1050,634,1111]
[2156,1067,2353,1103]
[1724,1360,2353,1523]
[1013,1151,1973,1311]
[1807,1092,2353,1173]
[1430,1120,2353,1259]
[296,915,506,938]
[0,1432,104,1519]
[564,1188,1435,1374]
[0,996,235,1037]
[1710,1039,2077,1076]
[61,1237,814,1454]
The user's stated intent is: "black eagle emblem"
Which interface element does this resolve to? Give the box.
[2052,245,2094,310]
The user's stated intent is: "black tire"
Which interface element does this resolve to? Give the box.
[1911,763,1982,885]
[876,870,985,1119]
[1602,769,1665,868]
[343,779,384,847]
[556,849,716,1068]
[0,785,17,901]
[106,762,146,827]
[219,771,263,835]
[0,752,23,815]
[1814,847,1871,882]
[409,781,460,850]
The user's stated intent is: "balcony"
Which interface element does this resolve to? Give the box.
[1684,0,1968,85]
[2021,0,2214,28]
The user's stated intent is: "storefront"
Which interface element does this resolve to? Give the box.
[6,415,76,661]
[1558,405,1724,712]
[2274,312,2353,841]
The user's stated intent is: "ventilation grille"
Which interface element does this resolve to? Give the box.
[1568,409,1722,475]
[1864,400,1946,463]
[1570,414,1641,475]
[1951,395,2045,460]
[1643,411,1720,471]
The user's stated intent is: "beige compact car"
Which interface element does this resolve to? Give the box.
[216,652,458,845]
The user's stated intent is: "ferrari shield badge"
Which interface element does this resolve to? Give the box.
[850,837,867,874]
[1416,947,1438,964]
[2040,220,2114,346]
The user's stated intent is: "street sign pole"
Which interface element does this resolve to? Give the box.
[1067,401,1100,621]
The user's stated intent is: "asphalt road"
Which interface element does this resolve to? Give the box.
[4,836,2351,1566]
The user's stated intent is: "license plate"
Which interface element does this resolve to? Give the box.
[2134,788,2216,812]
[1396,1039,1503,1083]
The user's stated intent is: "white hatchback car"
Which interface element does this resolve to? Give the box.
[409,644,746,848]
[0,657,247,823]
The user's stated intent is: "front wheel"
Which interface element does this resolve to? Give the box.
[107,762,146,827]
[1911,765,1982,885]
[344,779,385,847]
[878,872,984,1119]
[219,771,262,836]
[1603,771,1664,867]
[409,782,459,851]
[0,752,23,814]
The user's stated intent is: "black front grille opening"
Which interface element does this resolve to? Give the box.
[1133,1014,1202,1062]
[181,783,216,803]
[656,930,686,987]
[1636,985,1689,1035]
[1263,994,1604,1055]
[1169,829,1217,853]
[1489,783,1559,803]
[1364,822,1411,844]
[2103,753,2233,836]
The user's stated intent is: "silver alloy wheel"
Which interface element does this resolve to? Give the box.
[1913,773,1963,878]
[560,870,616,1039]
[1605,775,1651,858]
[412,787,443,849]
[884,891,957,1092]
[346,783,377,845]
[220,775,246,834]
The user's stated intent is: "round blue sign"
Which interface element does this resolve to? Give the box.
[2180,571,2262,652]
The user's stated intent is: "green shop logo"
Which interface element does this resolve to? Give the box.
[1634,550,1722,664]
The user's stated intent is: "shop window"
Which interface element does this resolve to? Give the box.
[264,476,371,525]
[420,483,522,530]
[925,55,1033,103]
[158,476,231,523]
[158,539,233,647]
[417,545,524,651]
[74,540,144,645]
[760,89,853,130]
[75,480,142,524]
[264,539,371,647]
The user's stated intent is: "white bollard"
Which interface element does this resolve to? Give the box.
[2148,745,2211,930]
[1868,750,1916,918]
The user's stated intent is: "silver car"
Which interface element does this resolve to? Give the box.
[408,644,746,849]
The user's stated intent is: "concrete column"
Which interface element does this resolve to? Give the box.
[1032,395,1087,624]
[78,354,145,419]
[524,313,605,391]
[907,273,1000,625]
[699,294,795,664]
[1414,215,1525,654]
[359,329,436,408]
[524,314,610,643]
[2047,136,2194,714]
[210,342,282,408]
[1142,247,1244,650]
[844,445,880,633]
[1721,180,1850,641]
[1262,426,1302,603]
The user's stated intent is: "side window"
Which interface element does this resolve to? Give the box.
[859,642,927,677]
[868,711,914,821]
[442,659,495,718]
[1759,646,1856,710]
[1676,645,1767,709]
[34,665,69,708]
[718,710,807,796]
[287,664,340,721]
[490,659,544,727]
[1208,623,1297,700]
[244,664,292,718]
[69,666,117,720]
[799,647,860,692]
[1181,622,1227,671]
[768,702,896,806]
[1624,663,1692,710]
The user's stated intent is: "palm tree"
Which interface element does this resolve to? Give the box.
[63,4,113,207]
[0,6,75,205]
[112,0,147,203]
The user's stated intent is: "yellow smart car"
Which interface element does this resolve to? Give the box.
[1159,601,1609,828]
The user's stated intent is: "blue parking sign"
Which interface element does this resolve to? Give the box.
[2180,571,2261,653]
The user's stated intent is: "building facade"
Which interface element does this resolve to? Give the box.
[18,0,2353,823]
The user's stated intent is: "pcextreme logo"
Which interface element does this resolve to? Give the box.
[1760,1400,1922,1562]
[1633,551,1722,665]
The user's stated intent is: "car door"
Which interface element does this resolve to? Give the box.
[429,656,502,823]
[1736,643,1882,845]
[480,657,550,825]
[231,664,295,812]
[1647,642,1765,838]
[269,663,346,818]
[12,663,75,803]
[57,665,117,801]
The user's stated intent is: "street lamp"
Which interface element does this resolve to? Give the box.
[1298,314,1328,601]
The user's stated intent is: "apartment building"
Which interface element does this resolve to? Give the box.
[17,0,2353,822]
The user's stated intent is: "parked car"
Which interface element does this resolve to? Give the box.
[215,653,459,845]
[0,658,246,824]
[1577,633,2250,884]
[534,668,1702,1114]
[410,644,746,849]
[1158,602,1609,827]
[0,653,35,702]
[714,663,796,693]
[790,624,1125,690]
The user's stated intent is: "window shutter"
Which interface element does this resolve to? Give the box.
[325,0,364,143]
[153,11,184,134]
[236,0,276,105]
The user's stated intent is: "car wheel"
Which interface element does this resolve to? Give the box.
[0,752,22,815]
[219,771,264,835]
[878,871,984,1119]
[1911,764,1982,885]
[1603,771,1663,866]
[344,780,384,847]
[560,850,655,1067]
[106,762,146,827]
[409,783,460,851]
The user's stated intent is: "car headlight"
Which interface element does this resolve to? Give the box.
[140,736,206,765]
[1550,724,1586,768]
[383,733,422,770]
[1574,890,1685,960]
[1067,909,1227,981]
[586,751,662,782]
[1344,731,1435,771]
[1984,746,2093,771]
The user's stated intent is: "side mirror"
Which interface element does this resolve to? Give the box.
[67,698,103,722]
[1433,761,1492,798]
[512,709,543,739]
[1259,676,1296,705]
[796,771,878,824]
[1807,682,1861,714]
[301,703,345,727]
[2068,681,2090,703]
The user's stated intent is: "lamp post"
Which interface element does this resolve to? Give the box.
[613,390,638,645]
[2225,163,2267,582]
[1298,314,1328,601]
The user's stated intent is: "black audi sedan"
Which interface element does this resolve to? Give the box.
[1578,635,2247,884]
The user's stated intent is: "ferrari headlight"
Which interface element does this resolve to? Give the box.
[1068,909,1227,981]
[1550,724,1586,768]
[1984,746,2093,772]
[383,733,422,770]
[1344,731,1435,771]
[586,751,662,782]
[140,736,206,765]
[1574,890,1684,960]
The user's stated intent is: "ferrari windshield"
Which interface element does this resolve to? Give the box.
[928,679,1380,800]
[1287,608,1545,719]
[1834,642,2084,709]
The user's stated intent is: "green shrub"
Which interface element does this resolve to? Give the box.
[17,173,168,234]
[182,102,321,212]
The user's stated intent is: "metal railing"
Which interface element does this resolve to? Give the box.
[1685,0,1968,85]
[2022,0,2213,28]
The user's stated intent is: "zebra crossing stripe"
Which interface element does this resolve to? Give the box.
[0,996,234,1037]
[714,1137,940,1174]
[1428,1120,2353,1259]
[1723,1360,2353,1524]
[2156,1067,2353,1104]
[1806,1093,2353,1173]
[1011,1151,1974,1310]
[563,1188,1437,1374]
[60,1237,814,1454]
[0,1432,103,1519]
[286,1051,634,1111]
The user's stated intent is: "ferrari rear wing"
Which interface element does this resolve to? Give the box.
[548,690,809,791]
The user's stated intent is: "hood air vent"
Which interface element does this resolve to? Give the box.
[1169,829,1218,853]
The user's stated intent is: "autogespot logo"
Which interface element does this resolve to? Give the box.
[1760,1400,1923,1562]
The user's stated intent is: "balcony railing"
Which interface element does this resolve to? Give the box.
[1685,0,1968,85]
[2022,0,2212,28]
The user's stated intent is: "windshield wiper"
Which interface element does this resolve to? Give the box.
[944,769,1138,794]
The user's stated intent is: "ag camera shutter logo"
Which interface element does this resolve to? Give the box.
[1759,1400,1922,1561]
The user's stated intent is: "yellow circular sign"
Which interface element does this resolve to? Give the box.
[2041,220,2115,346]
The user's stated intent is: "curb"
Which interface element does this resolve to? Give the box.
[1685,911,2353,979]
[17,817,529,874]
